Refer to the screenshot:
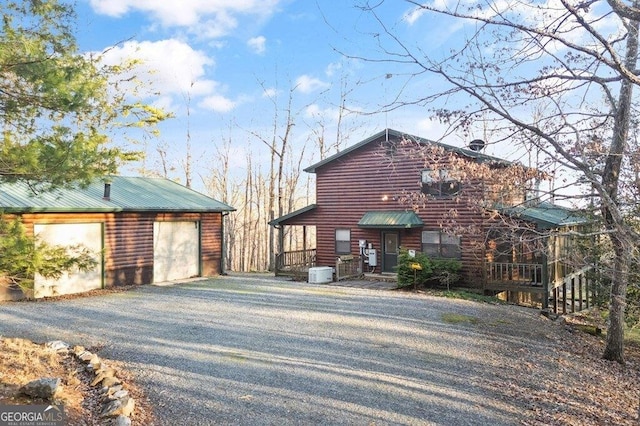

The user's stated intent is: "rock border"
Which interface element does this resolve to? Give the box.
[45,340,135,426]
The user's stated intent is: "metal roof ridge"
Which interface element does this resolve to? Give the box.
[303,128,511,173]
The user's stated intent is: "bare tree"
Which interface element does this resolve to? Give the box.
[307,71,357,160]
[181,84,195,189]
[356,0,640,363]
[202,133,243,272]
[249,82,301,271]
[204,74,358,273]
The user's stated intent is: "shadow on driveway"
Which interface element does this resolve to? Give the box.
[0,275,558,425]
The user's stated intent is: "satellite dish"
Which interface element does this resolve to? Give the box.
[469,139,485,151]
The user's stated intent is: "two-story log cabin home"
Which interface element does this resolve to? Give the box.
[270,129,591,313]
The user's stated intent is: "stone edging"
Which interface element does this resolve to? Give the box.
[46,340,135,426]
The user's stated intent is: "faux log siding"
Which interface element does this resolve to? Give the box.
[107,212,225,284]
[18,211,225,287]
[18,212,111,236]
[201,213,223,276]
[104,213,154,286]
[313,136,487,287]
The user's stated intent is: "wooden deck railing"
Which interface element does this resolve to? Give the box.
[275,249,317,276]
[552,266,593,314]
[336,255,362,281]
[486,262,594,315]
[487,262,544,286]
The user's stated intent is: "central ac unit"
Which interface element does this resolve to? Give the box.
[308,266,333,284]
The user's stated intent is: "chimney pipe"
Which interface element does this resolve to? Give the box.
[103,182,111,200]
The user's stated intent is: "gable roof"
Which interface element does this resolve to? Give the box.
[0,176,235,213]
[304,128,511,173]
[268,204,317,226]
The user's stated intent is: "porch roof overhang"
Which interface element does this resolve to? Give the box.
[497,202,589,230]
[269,204,317,226]
[357,210,424,229]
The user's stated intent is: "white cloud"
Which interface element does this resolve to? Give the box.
[403,4,427,25]
[294,75,330,94]
[324,58,363,80]
[99,39,215,96]
[247,36,267,54]
[90,0,283,38]
[152,95,176,113]
[262,87,277,98]
[304,104,340,121]
[199,95,236,112]
[97,39,244,115]
[325,62,342,78]
[416,116,439,134]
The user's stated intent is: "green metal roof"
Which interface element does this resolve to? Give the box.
[498,202,588,229]
[0,176,235,213]
[268,204,316,226]
[305,129,511,173]
[358,210,424,229]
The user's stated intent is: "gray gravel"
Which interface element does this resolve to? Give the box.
[0,275,560,425]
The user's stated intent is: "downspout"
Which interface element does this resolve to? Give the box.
[221,212,229,275]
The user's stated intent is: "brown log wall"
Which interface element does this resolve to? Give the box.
[201,213,223,276]
[16,211,224,287]
[311,136,488,287]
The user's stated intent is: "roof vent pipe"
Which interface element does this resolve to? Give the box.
[103,182,111,200]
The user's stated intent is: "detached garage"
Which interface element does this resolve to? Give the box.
[0,176,235,299]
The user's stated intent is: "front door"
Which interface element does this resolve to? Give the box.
[382,232,399,273]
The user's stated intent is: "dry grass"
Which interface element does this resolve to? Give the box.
[0,337,157,425]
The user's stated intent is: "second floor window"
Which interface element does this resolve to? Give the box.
[421,169,461,197]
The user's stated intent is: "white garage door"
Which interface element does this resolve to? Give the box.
[34,223,103,298]
[153,221,200,283]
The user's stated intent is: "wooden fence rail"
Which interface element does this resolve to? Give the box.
[486,262,544,286]
[275,249,316,276]
[336,256,362,281]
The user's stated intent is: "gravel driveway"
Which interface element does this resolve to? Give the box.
[0,275,566,425]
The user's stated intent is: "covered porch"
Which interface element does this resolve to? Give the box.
[269,204,318,278]
[274,248,317,277]
[484,202,594,314]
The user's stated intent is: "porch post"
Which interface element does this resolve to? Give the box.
[541,236,550,317]
[578,274,583,311]
[571,276,576,313]
[275,224,284,275]
[303,226,309,268]
[303,225,307,250]
[586,274,590,309]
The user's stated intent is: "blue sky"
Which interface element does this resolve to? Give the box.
[71,0,516,189]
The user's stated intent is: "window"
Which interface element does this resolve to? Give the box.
[335,229,351,255]
[421,169,461,197]
[421,231,461,259]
